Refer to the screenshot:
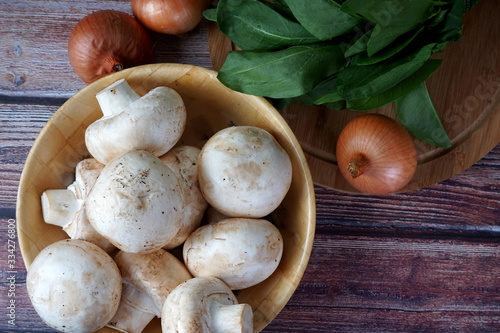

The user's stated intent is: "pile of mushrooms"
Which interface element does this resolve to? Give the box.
[29,78,293,333]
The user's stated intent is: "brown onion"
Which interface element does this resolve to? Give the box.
[68,10,154,84]
[131,0,212,35]
[336,114,417,195]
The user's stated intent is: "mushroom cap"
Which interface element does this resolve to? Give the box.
[160,145,208,249]
[86,150,185,253]
[113,249,192,317]
[26,239,122,333]
[86,85,187,164]
[162,277,252,333]
[183,218,283,290]
[197,126,292,218]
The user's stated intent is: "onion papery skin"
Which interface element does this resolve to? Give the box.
[336,114,417,195]
[131,0,211,35]
[68,10,154,84]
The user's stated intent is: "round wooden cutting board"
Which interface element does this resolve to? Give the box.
[207,0,499,193]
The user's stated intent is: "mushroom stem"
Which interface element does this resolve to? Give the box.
[347,154,370,179]
[107,283,157,333]
[40,158,115,252]
[210,302,254,333]
[162,277,254,333]
[110,249,192,332]
[96,78,140,117]
[41,189,82,227]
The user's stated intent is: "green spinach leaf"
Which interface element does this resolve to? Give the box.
[272,75,346,110]
[346,59,443,110]
[312,76,344,104]
[216,0,319,51]
[218,43,346,99]
[353,26,424,65]
[261,0,296,21]
[284,0,362,40]
[341,0,436,55]
[315,91,343,105]
[337,43,436,100]
[209,0,470,147]
[463,0,482,12]
[297,75,346,110]
[396,82,452,147]
[321,99,347,110]
[203,8,217,22]
[344,30,372,57]
[431,0,465,42]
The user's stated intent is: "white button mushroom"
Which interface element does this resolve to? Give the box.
[159,145,208,249]
[41,158,103,226]
[85,79,187,164]
[108,249,192,333]
[41,158,115,252]
[86,150,185,253]
[162,277,254,333]
[197,126,292,218]
[183,218,283,290]
[26,239,122,333]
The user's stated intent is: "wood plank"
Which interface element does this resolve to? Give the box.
[289,233,500,312]
[0,0,212,99]
[265,307,500,332]
[0,103,54,208]
[263,233,500,332]
[1,222,498,332]
[1,99,499,233]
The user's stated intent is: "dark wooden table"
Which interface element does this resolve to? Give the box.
[1,1,499,332]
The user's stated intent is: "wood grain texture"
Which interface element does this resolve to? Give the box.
[293,234,500,310]
[0,0,212,99]
[0,103,55,207]
[0,0,499,332]
[266,307,500,332]
[1,225,498,332]
[264,234,500,332]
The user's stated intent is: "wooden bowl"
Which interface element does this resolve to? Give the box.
[16,63,316,332]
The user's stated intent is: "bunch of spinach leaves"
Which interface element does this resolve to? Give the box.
[205,0,481,148]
